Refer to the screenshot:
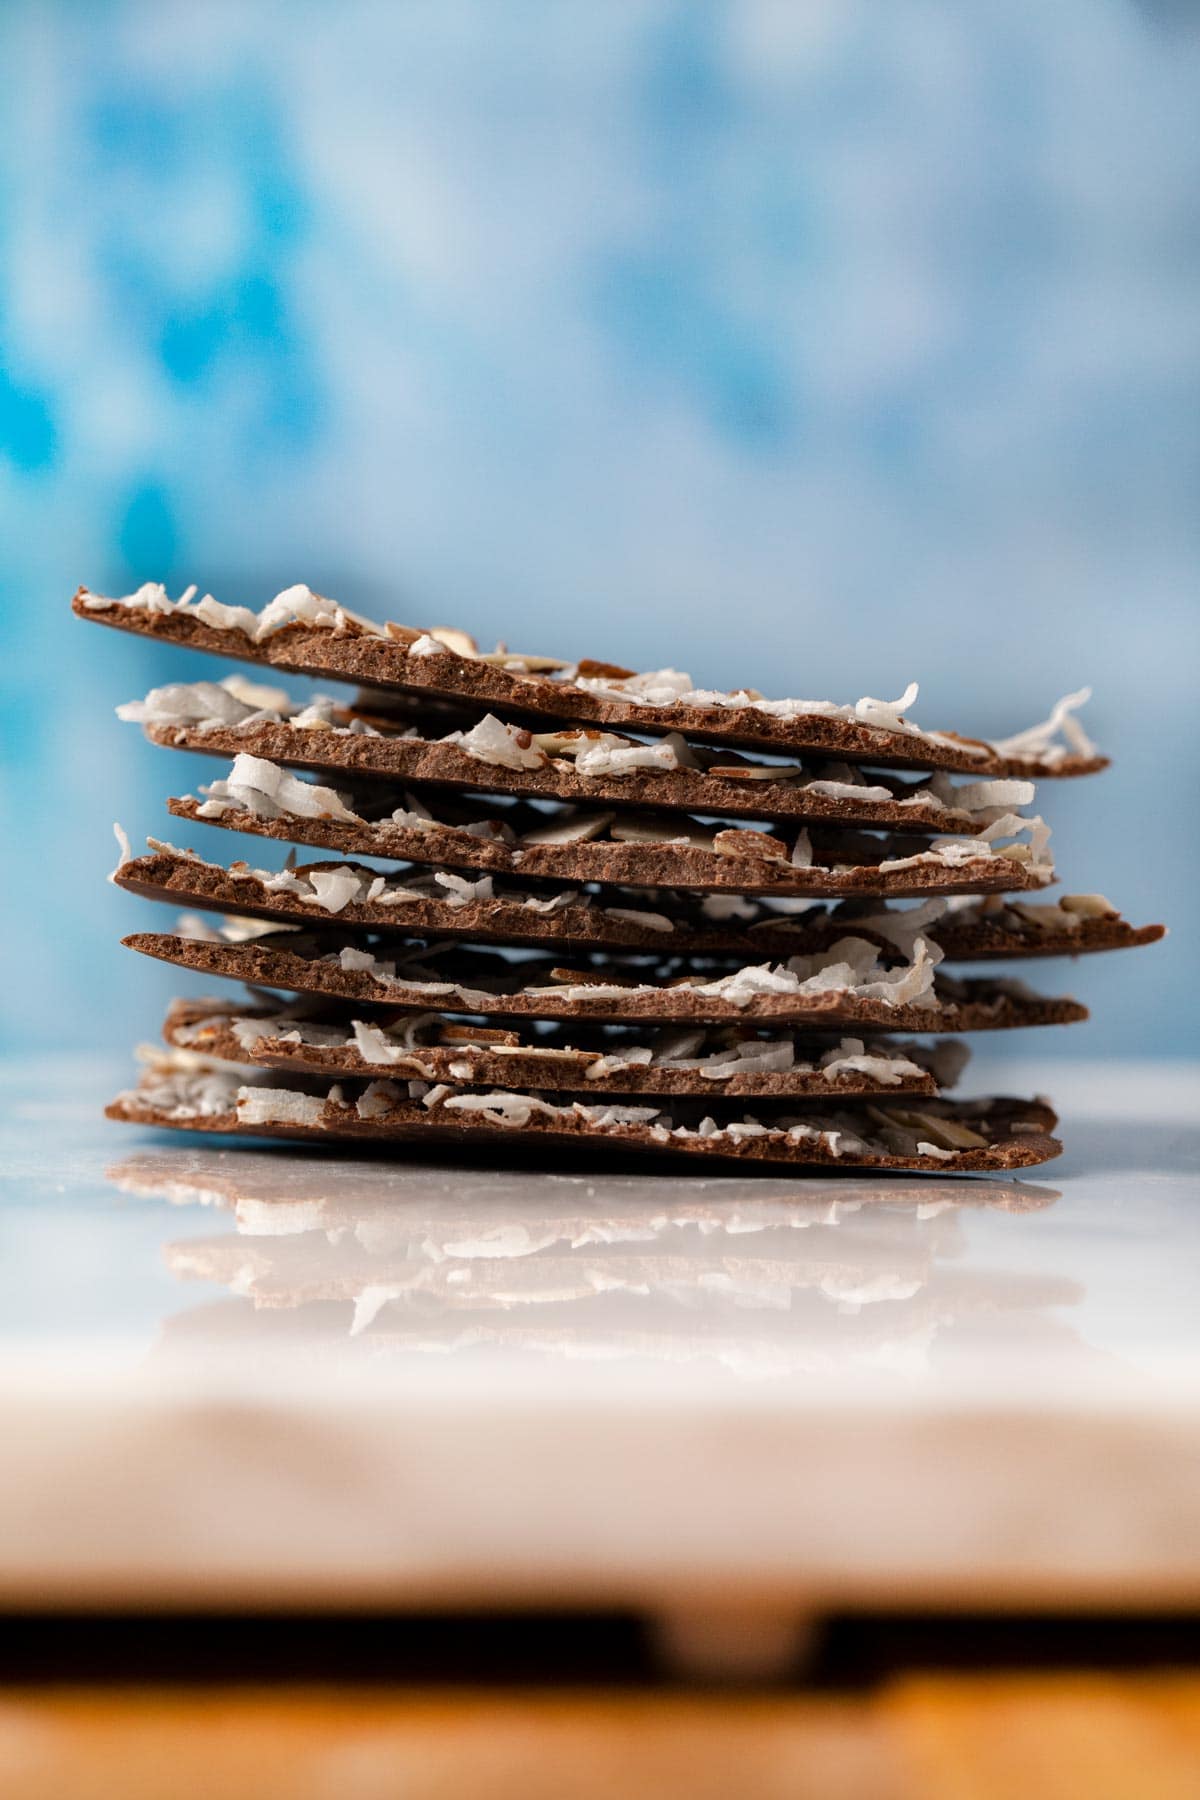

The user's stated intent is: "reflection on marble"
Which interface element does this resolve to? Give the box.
[2,1059,1195,1609]
[108,1148,1075,1380]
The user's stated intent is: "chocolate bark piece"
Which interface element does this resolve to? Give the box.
[115,846,1161,965]
[124,930,1089,1032]
[106,1058,1062,1172]
[75,588,1106,777]
[741,901,1168,962]
[162,997,964,1099]
[166,792,1053,899]
[926,897,1167,961]
[138,712,1029,835]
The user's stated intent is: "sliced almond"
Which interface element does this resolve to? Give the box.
[576,658,636,680]
[708,762,806,783]
[430,626,480,658]
[548,966,644,989]
[1059,893,1117,919]
[478,651,573,672]
[532,728,606,755]
[610,813,715,850]
[520,810,615,846]
[885,1108,988,1150]
[712,827,789,862]
[384,622,424,645]
[436,1023,522,1046]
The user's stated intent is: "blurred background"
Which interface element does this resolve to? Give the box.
[1,0,1196,1057]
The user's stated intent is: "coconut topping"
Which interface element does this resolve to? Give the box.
[302,929,941,1015]
[661,934,942,1012]
[118,674,382,740]
[991,688,1097,769]
[236,1087,328,1128]
[197,754,363,825]
[876,813,1052,881]
[113,1046,252,1119]
[82,581,386,642]
[442,715,546,771]
[126,839,532,918]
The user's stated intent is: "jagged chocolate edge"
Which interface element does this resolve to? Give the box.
[161,999,946,1100]
[125,931,1089,1032]
[75,594,1107,778]
[166,797,1051,899]
[931,916,1165,961]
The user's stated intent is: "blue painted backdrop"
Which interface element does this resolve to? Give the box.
[1,0,1197,1058]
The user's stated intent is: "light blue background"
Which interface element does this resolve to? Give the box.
[1,0,1196,1059]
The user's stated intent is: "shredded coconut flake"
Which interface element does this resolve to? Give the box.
[444,714,546,771]
[236,1087,327,1128]
[992,688,1097,768]
[198,754,362,825]
[84,581,385,641]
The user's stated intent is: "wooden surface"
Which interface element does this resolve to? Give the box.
[0,1678,1197,1799]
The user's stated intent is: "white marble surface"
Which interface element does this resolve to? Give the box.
[1,1054,1197,1611]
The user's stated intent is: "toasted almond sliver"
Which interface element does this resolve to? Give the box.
[887,1107,989,1150]
[712,828,789,862]
[576,658,637,680]
[548,967,643,988]
[520,811,615,846]
[437,1023,522,1046]
[912,1115,989,1150]
[532,728,605,754]
[1059,893,1117,919]
[610,814,715,850]
[384,622,423,644]
[430,626,479,658]
[708,763,806,783]
[478,652,573,672]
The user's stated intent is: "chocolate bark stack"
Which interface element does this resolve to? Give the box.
[76,584,1164,1175]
